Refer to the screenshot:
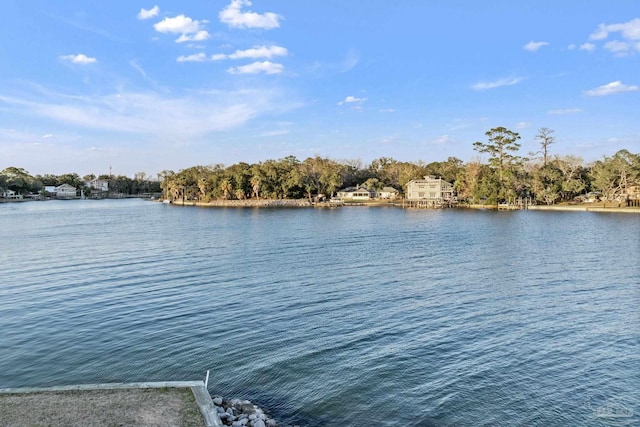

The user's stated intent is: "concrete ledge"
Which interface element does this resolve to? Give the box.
[0,381,203,394]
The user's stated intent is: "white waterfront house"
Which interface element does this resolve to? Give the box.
[87,178,109,192]
[405,176,455,207]
[336,186,376,200]
[377,186,400,200]
[2,189,22,199]
[55,184,77,198]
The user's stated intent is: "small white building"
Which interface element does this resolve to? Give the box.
[2,189,22,199]
[55,184,77,198]
[377,186,400,199]
[336,186,375,200]
[87,178,109,192]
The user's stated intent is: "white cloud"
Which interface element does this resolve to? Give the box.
[42,133,54,138]
[604,40,630,54]
[548,108,583,115]
[579,42,596,52]
[589,24,609,41]
[176,30,210,43]
[584,81,639,96]
[60,54,97,64]
[219,0,281,29]
[154,15,209,43]
[227,61,283,74]
[138,5,159,20]
[472,77,523,91]
[154,15,201,34]
[523,41,549,52]
[596,18,640,41]
[177,53,208,62]
[213,45,288,61]
[516,121,531,129]
[337,96,367,106]
[588,18,640,54]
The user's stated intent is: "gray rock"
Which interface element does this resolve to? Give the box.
[252,420,266,427]
[213,397,223,406]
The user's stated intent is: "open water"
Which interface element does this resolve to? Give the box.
[0,199,638,426]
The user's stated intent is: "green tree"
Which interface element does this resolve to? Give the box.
[589,149,640,202]
[1,167,42,194]
[554,155,587,201]
[473,127,524,202]
[220,179,233,200]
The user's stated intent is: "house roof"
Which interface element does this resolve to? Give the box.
[338,186,374,193]
[56,184,76,190]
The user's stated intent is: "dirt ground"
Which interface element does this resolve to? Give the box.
[0,388,205,427]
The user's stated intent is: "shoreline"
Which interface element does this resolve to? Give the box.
[527,204,640,213]
[166,199,640,213]
[3,197,638,213]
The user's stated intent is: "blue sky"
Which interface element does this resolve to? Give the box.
[1,1,639,177]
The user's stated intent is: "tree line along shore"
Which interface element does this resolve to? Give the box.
[2,127,639,208]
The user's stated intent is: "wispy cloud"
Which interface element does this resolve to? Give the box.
[138,6,159,20]
[176,31,210,43]
[60,54,97,64]
[472,77,523,91]
[548,108,583,115]
[130,60,147,78]
[154,15,210,43]
[259,129,289,137]
[227,61,283,74]
[580,42,596,52]
[213,45,288,61]
[340,49,360,72]
[584,81,638,96]
[177,53,208,63]
[434,135,451,145]
[219,0,282,29]
[0,85,298,140]
[604,40,631,54]
[523,41,549,52]
[337,96,367,106]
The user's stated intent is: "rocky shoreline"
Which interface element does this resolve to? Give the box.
[211,395,296,427]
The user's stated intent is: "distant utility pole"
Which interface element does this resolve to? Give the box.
[109,166,112,178]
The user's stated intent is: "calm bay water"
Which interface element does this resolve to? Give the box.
[0,199,638,426]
